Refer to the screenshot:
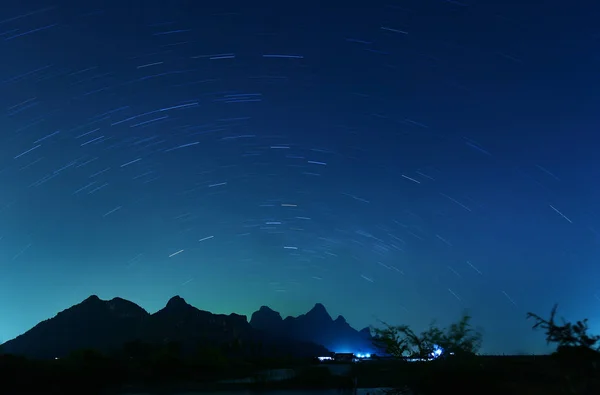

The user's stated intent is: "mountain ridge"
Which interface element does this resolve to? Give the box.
[1,295,372,359]
[250,302,373,353]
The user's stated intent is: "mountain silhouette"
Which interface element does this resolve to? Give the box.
[140,295,253,349]
[0,295,329,360]
[250,303,373,353]
[0,295,149,359]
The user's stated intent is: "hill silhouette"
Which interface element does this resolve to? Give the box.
[250,303,373,353]
[0,295,373,360]
[0,295,148,359]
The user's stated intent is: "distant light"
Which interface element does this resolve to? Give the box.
[430,344,444,359]
[365,353,371,358]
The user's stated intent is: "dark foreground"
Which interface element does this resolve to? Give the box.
[1,352,599,395]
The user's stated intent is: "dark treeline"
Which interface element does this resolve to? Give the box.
[370,304,600,394]
[0,339,351,395]
[2,304,600,395]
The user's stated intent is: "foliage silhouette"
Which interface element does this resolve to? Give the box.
[527,303,600,351]
[372,312,482,359]
[527,304,600,394]
[373,309,598,395]
[371,323,411,358]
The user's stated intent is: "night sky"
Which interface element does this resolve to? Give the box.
[0,0,599,355]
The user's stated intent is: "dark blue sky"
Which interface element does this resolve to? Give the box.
[0,0,599,354]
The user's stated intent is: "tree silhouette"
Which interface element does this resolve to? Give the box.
[372,313,482,359]
[528,304,600,394]
[438,314,482,357]
[526,304,600,351]
[372,323,411,358]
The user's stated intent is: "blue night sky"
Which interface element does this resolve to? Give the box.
[0,0,599,355]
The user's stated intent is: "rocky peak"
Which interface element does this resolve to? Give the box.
[306,303,332,321]
[165,295,189,310]
[250,305,283,329]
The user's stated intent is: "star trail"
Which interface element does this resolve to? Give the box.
[0,0,599,355]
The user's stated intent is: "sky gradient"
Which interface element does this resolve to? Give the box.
[1,0,599,355]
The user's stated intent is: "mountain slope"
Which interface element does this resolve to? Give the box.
[1,295,149,359]
[141,295,254,349]
[0,295,330,360]
[250,303,373,353]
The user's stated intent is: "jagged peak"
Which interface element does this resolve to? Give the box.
[334,315,347,324]
[165,295,188,308]
[250,305,282,326]
[306,303,331,319]
[252,305,282,318]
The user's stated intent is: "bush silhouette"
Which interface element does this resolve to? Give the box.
[372,312,482,359]
[527,304,600,394]
[527,304,600,352]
